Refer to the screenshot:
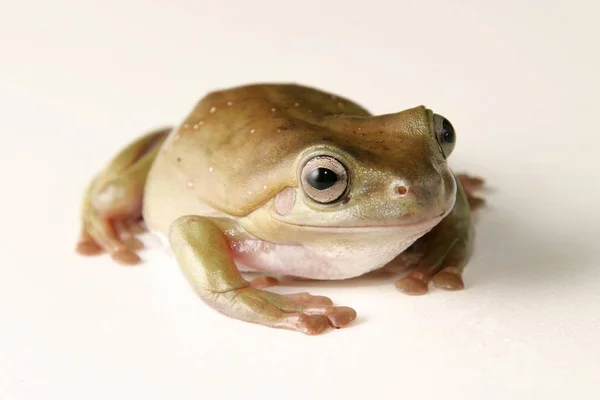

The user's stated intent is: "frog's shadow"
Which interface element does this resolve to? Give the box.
[243,204,594,294]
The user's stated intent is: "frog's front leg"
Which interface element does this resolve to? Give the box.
[394,176,476,295]
[169,216,357,334]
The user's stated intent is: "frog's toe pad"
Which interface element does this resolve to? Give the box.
[324,306,357,328]
[432,270,464,291]
[395,276,429,295]
[111,249,142,265]
[284,293,355,328]
[284,314,331,335]
[284,292,355,329]
[76,240,103,256]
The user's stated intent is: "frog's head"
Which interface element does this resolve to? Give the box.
[262,106,457,235]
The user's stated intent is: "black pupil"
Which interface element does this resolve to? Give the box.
[441,119,455,144]
[307,168,338,190]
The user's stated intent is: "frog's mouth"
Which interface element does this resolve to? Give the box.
[273,207,452,234]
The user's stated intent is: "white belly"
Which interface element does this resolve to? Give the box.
[152,224,435,281]
[229,227,433,280]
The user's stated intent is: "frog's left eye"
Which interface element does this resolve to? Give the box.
[300,156,348,204]
[433,114,456,158]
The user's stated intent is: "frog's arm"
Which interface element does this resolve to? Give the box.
[394,174,481,295]
[76,128,171,264]
[168,215,356,334]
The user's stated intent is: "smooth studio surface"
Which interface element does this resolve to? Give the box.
[1,0,599,399]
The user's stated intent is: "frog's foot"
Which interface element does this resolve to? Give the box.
[229,277,355,333]
[220,287,357,335]
[394,224,470,295]
[76,179,148,265]
[457,173,485,211]
[76,210,144,265]
[395,266,464,295]
[75,129,169,265]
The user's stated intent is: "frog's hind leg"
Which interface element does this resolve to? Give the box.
[76,128,171,265]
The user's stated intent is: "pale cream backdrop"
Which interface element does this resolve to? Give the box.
[1,0,599,399]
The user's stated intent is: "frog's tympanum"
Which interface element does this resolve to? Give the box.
[76,83,485,334]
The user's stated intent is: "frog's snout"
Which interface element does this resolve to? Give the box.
[387,170,454,219]
[389,175,443,201]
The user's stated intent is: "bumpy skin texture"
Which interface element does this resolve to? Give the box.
[76,83,484,334]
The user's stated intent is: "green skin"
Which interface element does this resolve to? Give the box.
[76,83,484,335]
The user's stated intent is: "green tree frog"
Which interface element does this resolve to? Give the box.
[76,83,484,335]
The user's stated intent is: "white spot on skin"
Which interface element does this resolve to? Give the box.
[250,128,255,133]
[227,101,233,106]
[193,124,199,129]
[263,185,267,190]
[208,166,214,172]
[308,110,312,113]
[271,108,276,112]
[183,123,189,128]
[294,102,299,107]
[187,181,194,188]
[337,102,344,107]
[209,107,217,113]
[247,191,252,196]
[198,120,204,125]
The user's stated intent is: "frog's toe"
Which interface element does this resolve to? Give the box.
[286,306,355,332]
[111,248,141,265]
[249,275,279,289]
[76,228,104,255]
[225,287,357,334]
[282,292,355,328]
[76,237,103,256]
[324,306,357,328]
[457,173,486,211]
[284,292,334,307]
[457,173,484,190]
[432,267,465,291]
[79,212,143,266]
[395,275,429,295]
[280,313,331,335]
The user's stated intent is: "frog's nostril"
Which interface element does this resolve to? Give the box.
[396,185,409,197]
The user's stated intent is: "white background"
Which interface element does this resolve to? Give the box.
[1,0,599,399]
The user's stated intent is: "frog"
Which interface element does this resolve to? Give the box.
[75,83,485,335]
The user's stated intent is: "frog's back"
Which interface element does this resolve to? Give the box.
[143,83,371,233]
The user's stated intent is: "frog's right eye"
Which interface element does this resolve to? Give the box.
[300,156,348,204]
[433,113,456,158]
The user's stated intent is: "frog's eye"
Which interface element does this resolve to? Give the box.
[301,156,348,204]
[433,114,456,158]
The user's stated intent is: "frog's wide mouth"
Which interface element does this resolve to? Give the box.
[272,207,452,234]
